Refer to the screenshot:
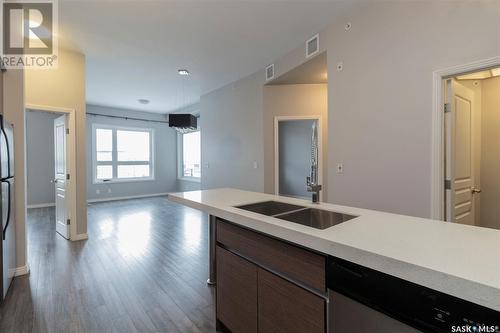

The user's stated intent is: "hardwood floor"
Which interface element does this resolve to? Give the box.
[0,197,216,333]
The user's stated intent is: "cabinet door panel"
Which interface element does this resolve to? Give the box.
[216,246,257,333]
[258,268,325,333]
[217,219,326,293]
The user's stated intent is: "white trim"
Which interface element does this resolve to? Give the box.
[177,132,183,179]
[94,177,156,185]
[431,57,500,220]
[87,192,169,204]
[91,123,155,184]
[72,233,88,241]
[265,64,275,81]
[306,33,319,58]
[273,115,323,196]
[13,263,30,277]
[179,177,201,183]
[25,104,79,242]
[25,104,73,114]
[177,130,201,181]
[27,203,55,209]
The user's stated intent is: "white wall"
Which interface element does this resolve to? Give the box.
[3,68,27,268]
[200,70,265,192]
[86,105,178,200]
[172,103,202,192]
[199,1,500,218]
[480,76,500,230]
[25,49,87,235]
[324,1,500,217]
[263,84,328,198]
[26,111,61,207]
[177,178,201,192]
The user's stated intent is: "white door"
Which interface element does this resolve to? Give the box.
[54,115,70,239]
[445,79,479,225]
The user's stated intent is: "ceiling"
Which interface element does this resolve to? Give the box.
[58,1,361,113]
[267,51,327,85]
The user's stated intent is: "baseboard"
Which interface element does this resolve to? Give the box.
[72,233,88,241]
[28,193,169,208]
[27,203,55,209]
[13,264,30,277]
[87,192,169,204]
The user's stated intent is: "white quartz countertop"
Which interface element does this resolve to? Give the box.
[168,188,500,311]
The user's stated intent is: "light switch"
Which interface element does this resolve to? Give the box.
[253,161,258,169]
[336,163,344,174]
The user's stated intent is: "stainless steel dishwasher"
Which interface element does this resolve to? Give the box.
[327,256,500,333]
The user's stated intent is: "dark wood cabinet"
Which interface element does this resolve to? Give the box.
[216,219,327,333]
[216,246,258,333]
[217,220,326,293]
[258,268,325,333]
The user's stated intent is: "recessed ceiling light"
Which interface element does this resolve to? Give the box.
[178,69,190,76]
[138,99,150,105]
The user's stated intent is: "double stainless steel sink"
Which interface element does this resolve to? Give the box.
[235,201,357,230]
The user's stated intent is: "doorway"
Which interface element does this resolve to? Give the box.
[441,67,500,229]
[25,105,77,239]
[263,51,328,200]
[274,116,322,199]
[26,111,61,208]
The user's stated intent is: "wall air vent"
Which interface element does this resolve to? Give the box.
[306,34,319,58]
[265,64,275,81]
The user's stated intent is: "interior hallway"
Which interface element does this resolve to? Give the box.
[0,198,215,333]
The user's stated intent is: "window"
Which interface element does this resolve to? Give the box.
[93,125,154,182]
[178,131,201,180]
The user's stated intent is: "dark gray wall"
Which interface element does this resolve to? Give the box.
[86,105,178,201]
[278,120,314,198]
[26,111,61,206]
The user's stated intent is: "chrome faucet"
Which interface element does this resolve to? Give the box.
[307,176,322,203]
[307,121,322,203]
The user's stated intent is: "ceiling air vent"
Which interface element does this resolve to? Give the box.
[306,34,319,58]
[265,64,274,81]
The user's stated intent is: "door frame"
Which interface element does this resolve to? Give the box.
[25,104,78,241]
[431,56,500,220]
[273,115,323,196]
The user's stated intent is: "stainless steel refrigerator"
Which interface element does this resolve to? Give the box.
[0,114,15,301]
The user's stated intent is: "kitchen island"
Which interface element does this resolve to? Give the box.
[168,188,500,332]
